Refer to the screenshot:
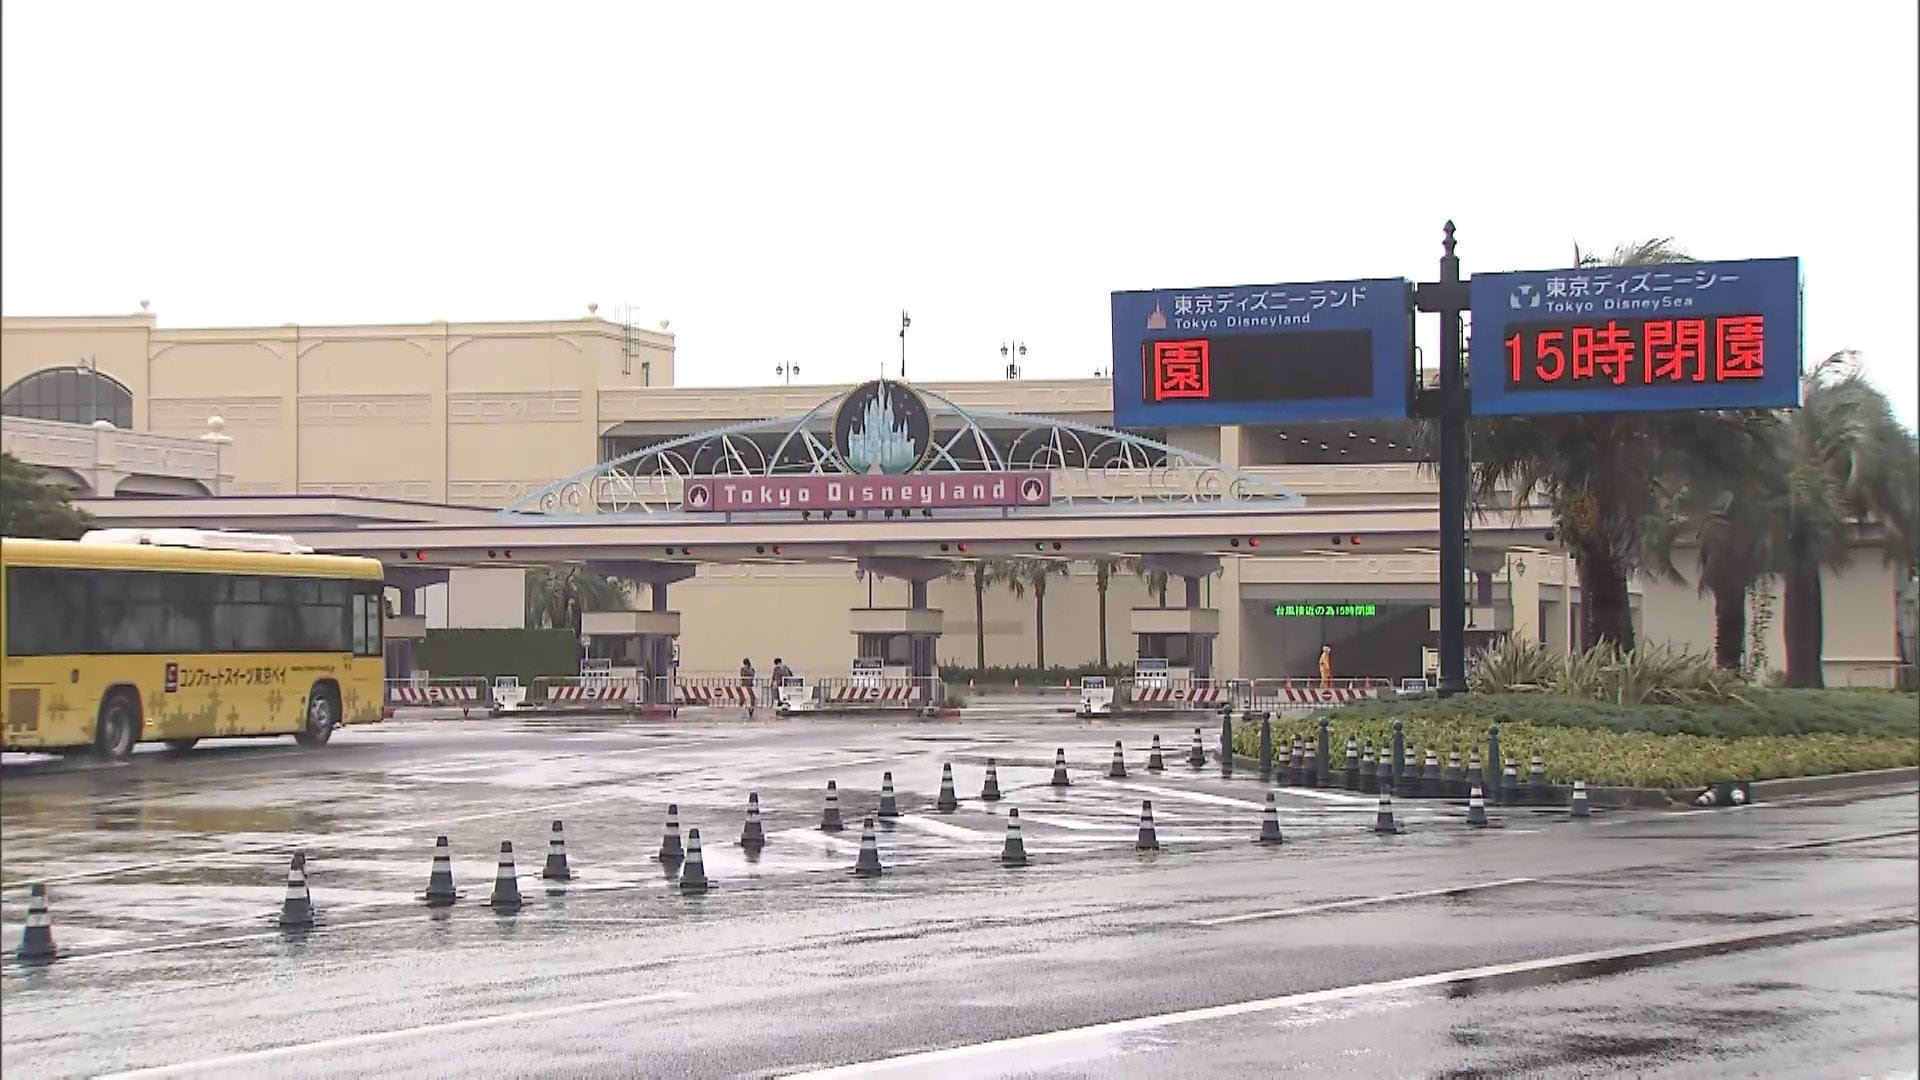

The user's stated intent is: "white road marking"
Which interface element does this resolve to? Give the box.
[1191,877,1539,927]
[1090,781,1272,810]
[1755,827,1920,852]
[92,991,691,1078]
[890,815,1002,842]
[783,911,1916,1077]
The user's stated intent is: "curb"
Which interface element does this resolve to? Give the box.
[1742,766,1919,800]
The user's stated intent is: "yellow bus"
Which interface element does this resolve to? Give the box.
[1,529,386,759]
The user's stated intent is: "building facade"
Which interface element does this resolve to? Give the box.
[3,309,1907,686]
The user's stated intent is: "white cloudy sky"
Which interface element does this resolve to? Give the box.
[4,1,1915,425]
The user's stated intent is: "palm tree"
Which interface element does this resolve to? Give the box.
[1638,413,1791,670]
[1465,238,1776,651]
[1130,558,1170,608]
[1003,557,1072,669]
[946,559,1008,671]
[524,566,633,635]
[1088,556,1130,668]
[1778,354,1919,687]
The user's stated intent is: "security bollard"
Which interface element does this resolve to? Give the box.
[1258,715,1273,782]
[1390,718,1406,795]
[1219,715,1234,778]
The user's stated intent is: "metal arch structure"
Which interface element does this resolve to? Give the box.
[500,383,1305,521]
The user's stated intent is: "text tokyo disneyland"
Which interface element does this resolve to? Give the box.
[687,473,1051,512]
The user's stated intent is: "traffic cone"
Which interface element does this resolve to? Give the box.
[1256,792,1283,845]
[679,828,712,892]
[1303,745,1317,788]
[1466,785,1490,827]
[821,780,845,832]
[422,835,459,906]
[1360,743,1378,793]
[1467,748,1484,793]
[1013,677,1020,690]
[935,763,959,812]
[1343,737,1360,790]
[981,758,1003,801]
[851,816,884,878]
[968,678,975,693]
[1135,800,1161,851]
[657,804,685,864]
[1000,807,1030,867]
[16,884,56,964]
[1570,779,1591,818]
[1108,741,1128,779]
[1502,760,1520,806]
[1375,745,1395,793]
[1147,735,1165,772]
[542,819,573,881]
[1422,749,1443,798]
[740,792,767,851]
[1528,754,1548,804]
[1446,749,1464,797]
[1372,792,1404,834]
[488,841,524,911]
[278,851,316,928]
[1284,738,1302,786]
[879,772,901,818]
[1187,728,1206,768]
[1050,748,1071,788]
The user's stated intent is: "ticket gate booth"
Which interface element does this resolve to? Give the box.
[1130,610,1219,682]
[1078,675,1115,717]
[581,611,680,704]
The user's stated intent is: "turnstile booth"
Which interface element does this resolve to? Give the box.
[1130,607,1219,681]
[581,611,680,703]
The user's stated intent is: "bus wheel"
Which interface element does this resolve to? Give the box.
[295,684,338,747]
[92,692,140,762]
[164,738,199,753]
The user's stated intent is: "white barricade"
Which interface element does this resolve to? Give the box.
[1078,676,1115,717]
[776,676,818,714]
[492,676,528,713]
[385,677,487,715]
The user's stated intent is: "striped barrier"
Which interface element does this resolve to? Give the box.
[677,684,757,706]
[548,684,632,704]
[1243,683,1387,709]
[825,684,921,703]
[385,679,488,715]
[1122,681,1230,707]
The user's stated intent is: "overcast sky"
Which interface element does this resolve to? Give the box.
[4,1,1914,425]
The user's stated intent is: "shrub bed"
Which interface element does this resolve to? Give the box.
[1230,700,1919,790]
[1328,689,1919,739]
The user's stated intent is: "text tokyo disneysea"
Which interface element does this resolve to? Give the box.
[683,473,1053,513]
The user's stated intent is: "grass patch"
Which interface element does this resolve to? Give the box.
[1326,689,1920,739]
[1229,698,1920,790]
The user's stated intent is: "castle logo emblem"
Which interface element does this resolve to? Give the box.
[834,379,932,476]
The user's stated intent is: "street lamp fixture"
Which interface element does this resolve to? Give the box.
[1001,341,1026,380]
[775,362,800,386]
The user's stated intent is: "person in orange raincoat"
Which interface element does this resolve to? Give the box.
[1318,644,1333,689]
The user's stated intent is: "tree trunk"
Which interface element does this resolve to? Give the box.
[1577,545,1635,651]
[973,577,987,671]
[1034,585,1047,669]
[1782,539,1825,688]
[1711,585,1746,671]
[1096,580,1109,668]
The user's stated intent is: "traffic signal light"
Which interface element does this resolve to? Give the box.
[1229,537,1261,549]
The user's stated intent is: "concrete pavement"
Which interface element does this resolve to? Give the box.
[3,712,1915,1078]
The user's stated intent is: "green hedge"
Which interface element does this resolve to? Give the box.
[1328,689,1920,739]
[416,628,578,683]
[940,664,1133,686]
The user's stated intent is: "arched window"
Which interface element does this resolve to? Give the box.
[1,367,135,428]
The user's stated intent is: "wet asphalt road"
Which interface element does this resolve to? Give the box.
[1,707,1916,1079]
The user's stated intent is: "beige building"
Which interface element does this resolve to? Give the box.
[2,308,1908,686]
